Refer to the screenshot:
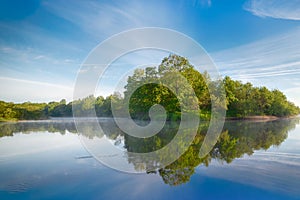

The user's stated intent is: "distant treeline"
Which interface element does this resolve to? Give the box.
[0,54,299,121]
[0,95,117,121]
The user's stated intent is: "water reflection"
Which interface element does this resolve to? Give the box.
[123,118,299,185]
[0,117,299,186]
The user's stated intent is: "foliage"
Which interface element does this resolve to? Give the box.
[124,54,300,120]
[0,54,299,121]
[223,76,300,117]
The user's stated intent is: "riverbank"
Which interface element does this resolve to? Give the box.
[226,115,279,121]
[1,115,299,123]
[0,117,18,122]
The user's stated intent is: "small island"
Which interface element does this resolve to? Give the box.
[0,55,299,122]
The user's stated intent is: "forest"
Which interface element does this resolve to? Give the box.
[0,54,299,121]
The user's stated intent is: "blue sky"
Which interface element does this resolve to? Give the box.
[0,0,300,106]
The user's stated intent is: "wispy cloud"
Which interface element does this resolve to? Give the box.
[188,0,212,7]
[78,49,169,98]
[42,0,177,38]
[211,26,300,105]
[0,77,73,102]
[0,21,85,55]
[212,27,300,80]
[0,0,179,102]
[244,0,300,21]
[0,44,79,85]
[0,18,83,85]
[1,45,75,66]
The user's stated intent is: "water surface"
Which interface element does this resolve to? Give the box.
[0,118,299,199]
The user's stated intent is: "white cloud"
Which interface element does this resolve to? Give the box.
[244,0,300,21]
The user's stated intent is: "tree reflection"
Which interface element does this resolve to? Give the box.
[0,121,77,137]
[0,119,118,139]
[124,118,299,186]
[0,118,299,186]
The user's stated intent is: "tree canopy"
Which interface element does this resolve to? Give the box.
[124,54,300,120]
[0,54,299,121]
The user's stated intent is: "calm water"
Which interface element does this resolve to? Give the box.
[0,118,300,200]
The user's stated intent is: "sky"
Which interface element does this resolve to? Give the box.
[0,0,300,106]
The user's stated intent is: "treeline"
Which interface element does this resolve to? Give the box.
[0,95,121,121]
[125,54,300,119]
[0,54,299,121]
[224,77,300,117]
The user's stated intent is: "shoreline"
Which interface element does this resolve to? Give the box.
[225,115,279,121]
[1,115,299,123]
